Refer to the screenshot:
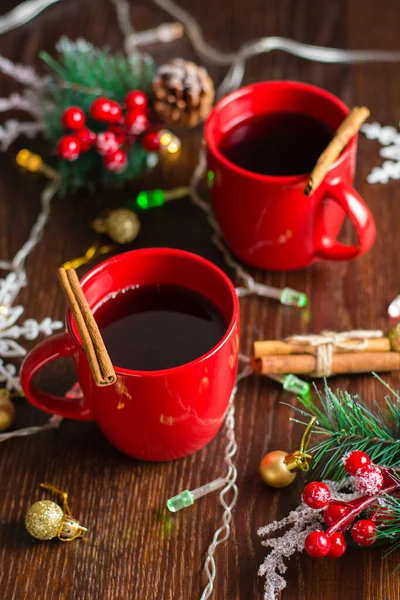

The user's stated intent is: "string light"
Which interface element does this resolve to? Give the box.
[127,186,190,211]
[125,22,184,50]
[16,149,58,179]
[167,477,226,513]
[158,129,182,154]
[268,374,311,398]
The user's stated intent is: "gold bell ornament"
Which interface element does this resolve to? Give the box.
[260,417,316,488]
[25,483,87,542]
[0,389,15,432]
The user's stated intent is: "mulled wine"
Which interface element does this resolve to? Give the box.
[94,283,227,371]
[219,112,334,176]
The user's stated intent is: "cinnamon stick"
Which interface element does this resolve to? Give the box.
[251,352,400,377]
[303,106,370,196]
[253,337,390,358]
[58,268,116,387]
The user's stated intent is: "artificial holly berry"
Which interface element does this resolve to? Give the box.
[57,135,81,161]
[125,90,148,111]
[103,149,128,174]
[327,532,347,558]
[75,127,96,152]
[141,131,161,151]
[304,531,331,558]
[108,124,128,146]
[323,502,350,526]
[351,519,377,546]
[344,451,371,476]
[354,464,384,495]
[62,106,85,130]
[124,110,148,135]
[90,97,122,123]
[303,482,331,509]
[95,132,120,156]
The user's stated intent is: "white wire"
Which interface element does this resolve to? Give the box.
[0,0,61,35]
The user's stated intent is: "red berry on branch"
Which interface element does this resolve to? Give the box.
[95,132,120,156]
[124,110,148,135]
[351,519,377,546]
[304,531,331,558]
[90,98,122,123]
[303,482,331,509]
[108,124,128,146]
[57,135,81,160]
[75,127,96,152]
[354,464,384,495]
[323,502,350,526]
[327,532,347,558]
[344,451,371,476]
[103,149,128,174]
[62,106,85,130]
[125,90,148,111]
[142,131,161,151]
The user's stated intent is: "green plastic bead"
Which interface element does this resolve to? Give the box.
[280,287,307,308]
[207,170,215,188]
[166,490,194,513]
[136,189,165,210]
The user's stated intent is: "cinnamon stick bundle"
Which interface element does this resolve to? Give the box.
[58,268,116,387]
[303,106,370,196]
[253,337,390,358]
[252,352,400,377]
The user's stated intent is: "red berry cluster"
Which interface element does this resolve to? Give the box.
[57,91,161,174]
[302,451,399,558]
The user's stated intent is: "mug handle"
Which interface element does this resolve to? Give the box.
[314,180,376,261]
[20,332,93,420]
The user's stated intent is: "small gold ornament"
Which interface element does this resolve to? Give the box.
[92,208,141,244]
[25,483,87,542]
[260,417,316,488]
[0,389,15,432]
[389,324,400,352]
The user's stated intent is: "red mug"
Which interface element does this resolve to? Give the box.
[21,248,240,461]
[205,81,376,271]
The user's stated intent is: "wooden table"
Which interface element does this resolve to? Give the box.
[1,1,400,598]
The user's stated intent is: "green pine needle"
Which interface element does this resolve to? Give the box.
[39,37,156,193]
[291,377,400,480]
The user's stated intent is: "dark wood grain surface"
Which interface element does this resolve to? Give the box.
[1,1,400,599]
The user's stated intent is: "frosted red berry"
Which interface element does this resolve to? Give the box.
[327,532,347,558]
[354,464,384,495]
[351,519,377,546]
[141,131,161,151]
[103,149,128,173]
[75,127,96,152]
[323,502,350,526]
[125,90,147,111]
[304,531,331,558]
[90,98,122,123]
[57,135,80,160]
[124,110,148,135]
[108,123,128,145]
[62,106,85,130]
[95,132,120,156]
[303,482,331,509]
[344,451,371,476]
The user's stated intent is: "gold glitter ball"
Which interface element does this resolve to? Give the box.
[92,209,140,244]
[25,500,63,540]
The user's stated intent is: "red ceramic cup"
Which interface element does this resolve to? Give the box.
[21,248,240,461]
[205,81,376,271]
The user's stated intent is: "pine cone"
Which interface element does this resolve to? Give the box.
[152,58,215,128]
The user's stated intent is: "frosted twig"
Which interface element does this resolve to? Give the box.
[0,54,44,88]
[0,119,44,151]
[0,90,42,118]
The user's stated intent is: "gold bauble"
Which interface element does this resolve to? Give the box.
[0,390,15,432]
[92,209,140,244]
[389,324,400,352]
[260,450,297,488]
[25,500,64,540]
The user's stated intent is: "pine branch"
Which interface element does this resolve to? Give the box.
[292,380,400,480]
